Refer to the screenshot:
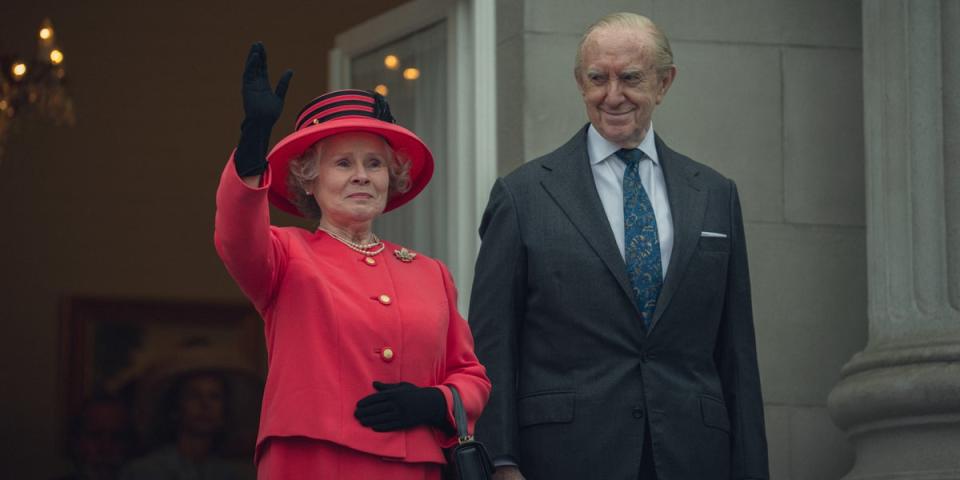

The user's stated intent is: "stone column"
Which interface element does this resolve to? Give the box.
[828,1,960,479]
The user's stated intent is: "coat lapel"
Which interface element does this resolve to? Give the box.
[538,126,636,305]
[649,136,708,332]
[537,129,709,332]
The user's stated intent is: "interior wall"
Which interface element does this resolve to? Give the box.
[0,0,408,476]
[495,1,866,479]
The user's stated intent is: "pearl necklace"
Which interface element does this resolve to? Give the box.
[317,226,385,257]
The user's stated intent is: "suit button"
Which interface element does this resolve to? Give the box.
[641,352,654,363]
[381,347,395,362]
[632,406,645,419]
[364,257,377,266]
[378,294,392,305]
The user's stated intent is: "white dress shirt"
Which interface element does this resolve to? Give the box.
[588,124,674,275]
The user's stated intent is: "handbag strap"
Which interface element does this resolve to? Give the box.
[449,385,473,444]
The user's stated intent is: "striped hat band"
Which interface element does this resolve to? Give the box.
[294,89,396,130]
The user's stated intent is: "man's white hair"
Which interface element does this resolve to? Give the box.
[574,12,675,78]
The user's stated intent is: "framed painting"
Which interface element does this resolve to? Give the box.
[59,296,265,458]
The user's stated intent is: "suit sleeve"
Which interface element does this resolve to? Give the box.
[714,180,769,479]
[468,178,527,460]
[434,260,492,447]
[213,152,287,312]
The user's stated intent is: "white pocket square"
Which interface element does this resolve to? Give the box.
[700,231,727,238]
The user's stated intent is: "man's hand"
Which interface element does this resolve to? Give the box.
[493,466,526,480]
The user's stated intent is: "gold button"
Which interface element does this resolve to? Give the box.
[364,257,377,266]
[382,347,394,361]
[378,294,392,305]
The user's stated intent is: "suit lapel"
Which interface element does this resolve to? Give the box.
[539,127,636,305]
[649,136,708,332]
[537,129,709,332]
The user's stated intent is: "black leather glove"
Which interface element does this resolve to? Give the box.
[354,381,450,433]
[235,41,293,177]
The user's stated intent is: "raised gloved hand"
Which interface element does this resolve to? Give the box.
[354,381,450,432]
[235,41,293,177]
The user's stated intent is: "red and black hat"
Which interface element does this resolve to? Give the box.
[266,89,434,216]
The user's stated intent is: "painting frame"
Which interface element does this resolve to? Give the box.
[59,296,265,457]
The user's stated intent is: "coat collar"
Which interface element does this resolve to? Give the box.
[648,135,708,332]
[539,125,637,305]
[539,126,708,334]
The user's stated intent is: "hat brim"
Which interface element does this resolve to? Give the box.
[266,118,434,217]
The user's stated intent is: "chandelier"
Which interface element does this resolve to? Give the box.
[0,18,75,160]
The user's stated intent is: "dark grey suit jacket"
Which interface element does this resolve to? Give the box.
[468,125,768,480]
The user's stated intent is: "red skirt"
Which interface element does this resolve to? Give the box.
[257,436,442,480]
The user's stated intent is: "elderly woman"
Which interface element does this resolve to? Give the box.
[214,43,490,479]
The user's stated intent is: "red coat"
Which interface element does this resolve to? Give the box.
[214,157,491,464]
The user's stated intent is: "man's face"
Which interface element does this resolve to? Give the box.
[576,26,676,148]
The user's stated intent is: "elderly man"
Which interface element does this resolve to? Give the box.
[469,12,769,480]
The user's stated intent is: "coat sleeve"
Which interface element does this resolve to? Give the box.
[714,180,769,480]
[213,152,288,312]
[434,260,492,447]
[467,178,527,460]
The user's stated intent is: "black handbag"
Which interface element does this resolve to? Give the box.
[445,385,494,480]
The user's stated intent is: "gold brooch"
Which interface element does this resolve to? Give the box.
[394,247,417,263]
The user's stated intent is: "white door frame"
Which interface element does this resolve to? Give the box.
[330,0,497,313]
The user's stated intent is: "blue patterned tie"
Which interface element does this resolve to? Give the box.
[617,148,662,329]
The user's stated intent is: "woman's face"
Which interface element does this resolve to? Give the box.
[310,132,391,227]
[177,374,225,436]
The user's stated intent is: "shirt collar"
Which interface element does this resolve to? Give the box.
[587,123,659,166]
